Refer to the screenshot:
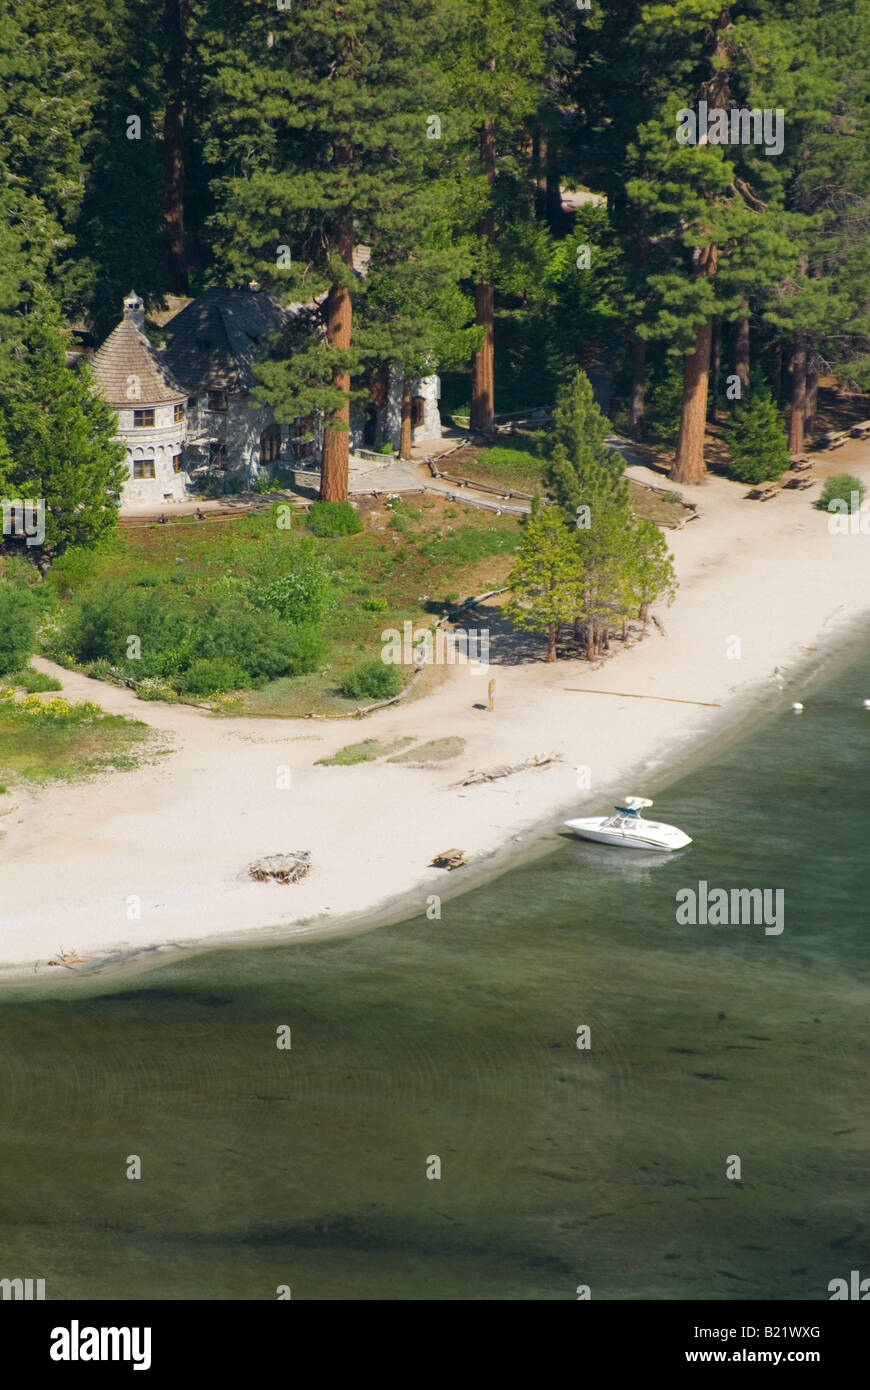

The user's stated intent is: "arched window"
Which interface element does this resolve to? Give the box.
[260,423,281,465]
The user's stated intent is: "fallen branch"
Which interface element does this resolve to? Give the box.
[450,753,562,787]
[564,687,719,708]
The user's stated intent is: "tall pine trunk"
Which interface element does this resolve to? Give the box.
[321,219,354,501]
[788,333,808,455]
[734,304,750,388]
[673,245,718,484]
[771,343,782,400]
[629,336,646,439]
[470,114,496,434]
[805,359,819,432]
[547,621,556,663]
[708,316,721,422]
[400,376,413,458]
[162,0,188,292]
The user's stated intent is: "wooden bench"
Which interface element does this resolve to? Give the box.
[791,457,812,472]
[821,430,849,449]
[850,420,870,439]
[784,476,815,490]
[747,484,780,501]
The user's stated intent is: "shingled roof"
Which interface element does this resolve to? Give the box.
[92,316,186,407]
[162,288,294,395]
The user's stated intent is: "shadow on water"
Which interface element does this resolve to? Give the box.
[0,653,868,1299]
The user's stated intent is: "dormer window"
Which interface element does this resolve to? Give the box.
[174,403,185,423]
[208,390,228,412]
[133,408,155,427]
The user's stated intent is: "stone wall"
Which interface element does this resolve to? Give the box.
[118,400,187,506]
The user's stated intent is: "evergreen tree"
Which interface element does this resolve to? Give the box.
[0,299,126,567]
[726,381,790,484]
[623,516,677,630]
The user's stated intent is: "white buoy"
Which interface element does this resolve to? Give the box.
[863,700,870,709]
[792,702,804,713]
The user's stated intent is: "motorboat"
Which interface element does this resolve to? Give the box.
[564,796,691,851]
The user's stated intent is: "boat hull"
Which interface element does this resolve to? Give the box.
[563,817,692,851]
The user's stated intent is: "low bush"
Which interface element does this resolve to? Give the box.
[340,659,403,701]
[817,474,865,513]
[174,657,245,696]
[0,583,40,675]
[307,500,363,537]
[9,665,63,693]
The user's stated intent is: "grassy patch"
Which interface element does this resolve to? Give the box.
[0,690,155,785]
[386,736,466,764]
[445,435,546,492]
[627,481,688,528]
[316,736,415,766]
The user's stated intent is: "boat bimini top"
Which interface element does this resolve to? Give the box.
[613,796,654,816]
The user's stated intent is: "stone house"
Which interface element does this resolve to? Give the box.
[161,287,320,485]
[91,282,444,509]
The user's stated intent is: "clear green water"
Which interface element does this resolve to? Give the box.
[1,647,868,1300]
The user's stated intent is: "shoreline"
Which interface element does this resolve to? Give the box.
[2,454,870,989]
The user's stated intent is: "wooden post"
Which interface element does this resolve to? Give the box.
[488,679,495,712]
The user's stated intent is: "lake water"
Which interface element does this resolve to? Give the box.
[1,642,868,1300]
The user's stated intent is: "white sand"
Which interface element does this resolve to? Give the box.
[2,448,869,978]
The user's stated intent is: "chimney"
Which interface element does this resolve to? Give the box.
[123,291,145,330]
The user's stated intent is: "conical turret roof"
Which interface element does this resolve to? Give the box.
[92,316,186,407]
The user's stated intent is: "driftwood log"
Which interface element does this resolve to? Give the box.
[249,852,311,884]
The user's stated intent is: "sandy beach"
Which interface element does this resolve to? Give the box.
[2,444,869,980]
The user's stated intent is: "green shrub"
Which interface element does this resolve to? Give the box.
[378,442,395,455]
[340,659,403,701]
[226,477,246,495]
[252,473,277,494]
[0,583,39,675]
[307,500,363,537]
[174,657,245,696]
[194,474,222,499]
[54,578,326,692]
[361,595,388,611]
[85,658,113,681]
[817,474,865,513]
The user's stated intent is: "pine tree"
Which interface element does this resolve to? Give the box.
[199,0,454,500]
[544,371,628,515]
[450,0,548,432]
[504,505,585,662]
